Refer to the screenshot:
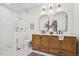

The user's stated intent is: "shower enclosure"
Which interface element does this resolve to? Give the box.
[13,12,31,52]
[0,4,30,56]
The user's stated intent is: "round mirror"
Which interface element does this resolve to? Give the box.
[53,11,68,32]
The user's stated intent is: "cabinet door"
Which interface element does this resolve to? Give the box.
[49,36,60,49]
[48,36,60,54]
[40,36,49,52]
[61,37,76,55]
[32,35,41,50]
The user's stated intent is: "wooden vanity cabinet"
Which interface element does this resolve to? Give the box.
[40,36,49,52]
[61,36,76,56]
[32,34,76,56]
[48,36,61,54]
[32,35,41,50]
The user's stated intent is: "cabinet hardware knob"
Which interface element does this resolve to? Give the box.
[39,37,42,38]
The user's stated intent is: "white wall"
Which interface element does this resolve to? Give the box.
[73,3,79,39]
[0,6,13,48]
[62,3,74,34]
[27,3,74,34]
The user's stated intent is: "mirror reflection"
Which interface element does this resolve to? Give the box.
[39,4,68,34]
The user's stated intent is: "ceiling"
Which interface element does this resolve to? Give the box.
[0,3,42,13]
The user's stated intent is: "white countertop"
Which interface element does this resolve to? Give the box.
[32,32,76,37]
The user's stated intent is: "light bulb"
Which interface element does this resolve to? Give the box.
[56,3,64,13]
[41,5,46,11]
[49,4,53,10]
[41,5,47,15]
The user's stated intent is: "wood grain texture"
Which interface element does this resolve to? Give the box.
[32,34,77,56]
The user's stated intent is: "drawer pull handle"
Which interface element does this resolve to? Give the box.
[57,51,63,53]
[39,37,42,38]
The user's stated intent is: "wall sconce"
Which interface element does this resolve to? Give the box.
[48,4,54,20]
[49,4,53,10]
[56,3,64,13]
[41,6,47,15]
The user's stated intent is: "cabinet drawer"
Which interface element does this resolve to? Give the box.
[40,47,48,52]
[48,48,58,54]
[61,37,76,54]
[48,36,60,49]
[32,37,41,44]
[56,50,65,56]
[41,37,48,47]
[48,48,76,56]
[57,50,76,56]
[63,51,76,56]
[64,50,76,56]
[32,44,40,50]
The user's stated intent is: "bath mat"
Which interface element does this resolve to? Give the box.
[27,52,45,56]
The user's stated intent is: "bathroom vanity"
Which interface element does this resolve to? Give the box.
[32,34,77,56]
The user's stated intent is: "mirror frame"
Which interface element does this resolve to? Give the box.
[38,14,49,32]
[53,11,68,32]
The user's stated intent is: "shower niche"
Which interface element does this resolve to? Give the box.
[14,13,29,51]
[14,14,27,32]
